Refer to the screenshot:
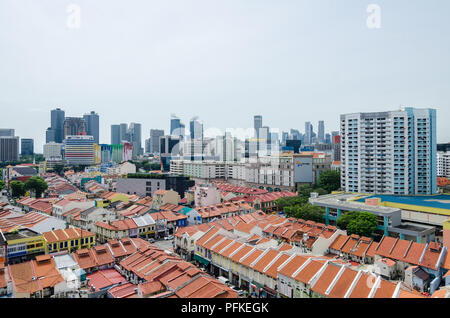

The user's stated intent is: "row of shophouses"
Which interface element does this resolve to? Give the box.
[174,217,450,298]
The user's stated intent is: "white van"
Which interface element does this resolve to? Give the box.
[217,276,230,285]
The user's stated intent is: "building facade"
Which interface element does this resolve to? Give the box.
[0,136,19,162]
[340,107,437,195]
[64,135,95,166]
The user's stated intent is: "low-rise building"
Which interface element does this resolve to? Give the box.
[43,227,95,254]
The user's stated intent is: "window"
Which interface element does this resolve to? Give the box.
[90,237,93,243]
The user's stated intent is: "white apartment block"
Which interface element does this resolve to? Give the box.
[170,155,296,190]
[43,142,63,160]
[340,107,437,195]
[437,151,450,178]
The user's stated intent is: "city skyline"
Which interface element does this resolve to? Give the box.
[1,1,450,152]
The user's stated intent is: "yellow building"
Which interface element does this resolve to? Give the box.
[3,228,46,264]
[42,227,96,253]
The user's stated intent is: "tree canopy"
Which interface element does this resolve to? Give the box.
[24,176,48,198]
[284,203,325,223]
[337,211,378,237]
[0,180,5,191]
[10,181,26,198]
[318,169,341,193]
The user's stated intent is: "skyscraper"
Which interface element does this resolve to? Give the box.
[254,115,263,139]
[21,138,34,156]
[120,123,128,142]
[149,129,164,154]
[0,136,19,162]
[170,115,185,139]
[189,117,204,160]
[111,125,121,145]
[340,107,437,195]
[318,120,325,143]
[290,129,301,141]
[189,117,203,140]
[63,117,86,139]
[304,122,313,145]
[83,111,100,144]
[46,108,65,143]
[128,123,142,159]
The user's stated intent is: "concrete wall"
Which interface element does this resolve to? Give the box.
[116,178,166,198]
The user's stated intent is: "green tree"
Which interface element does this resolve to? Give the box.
[337,211,378,237]
[297,204,325,222]
[0,180,5,191]
[298,184,315,198]
[275,196,308,211]
[24,176,48,198]
[10,181,26,198]
[285,204,324,222]
[318,169,341,193]
[51,164,65,175]
[336,211,360,231]
[347,212,378,237]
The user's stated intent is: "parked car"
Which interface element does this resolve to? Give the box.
[148,238,155,243]
[230,285,245,297]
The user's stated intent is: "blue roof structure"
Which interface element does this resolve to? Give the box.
[355,194,450,210]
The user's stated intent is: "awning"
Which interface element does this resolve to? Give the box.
[263,286,277,295]
[193,254,210,266]
[251,281,264,290]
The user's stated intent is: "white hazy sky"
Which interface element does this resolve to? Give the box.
[1,0,450,152]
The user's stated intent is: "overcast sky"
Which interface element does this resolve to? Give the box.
[1,0,450,152]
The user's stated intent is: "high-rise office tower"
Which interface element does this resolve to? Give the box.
[254,115,263,139]
[0,135,19,162]
[63,117,86,139]
[216,133,239,162]
[258,126,270,155]
[189,117,204,160]
[340,107,437,195]
[281,131,289,145]
[83,111,100,144]
[171,116,180,135]
[318,120,325,143]
[304,122,313,145]
[120,123,128,142]
[160,135,181,171]
[290,129,301,141]
[46,108,65,143]
[170,115,185,139]
[189,117,203,140]
[45,108,65,143]
[128,123,142,159]
[149,129,164,154]
[21,138,34,156]
[111,125,121,145]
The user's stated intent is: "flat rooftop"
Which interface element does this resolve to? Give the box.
[354,194,450,211]
[309,193,401,216]
[4,228,41,241]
